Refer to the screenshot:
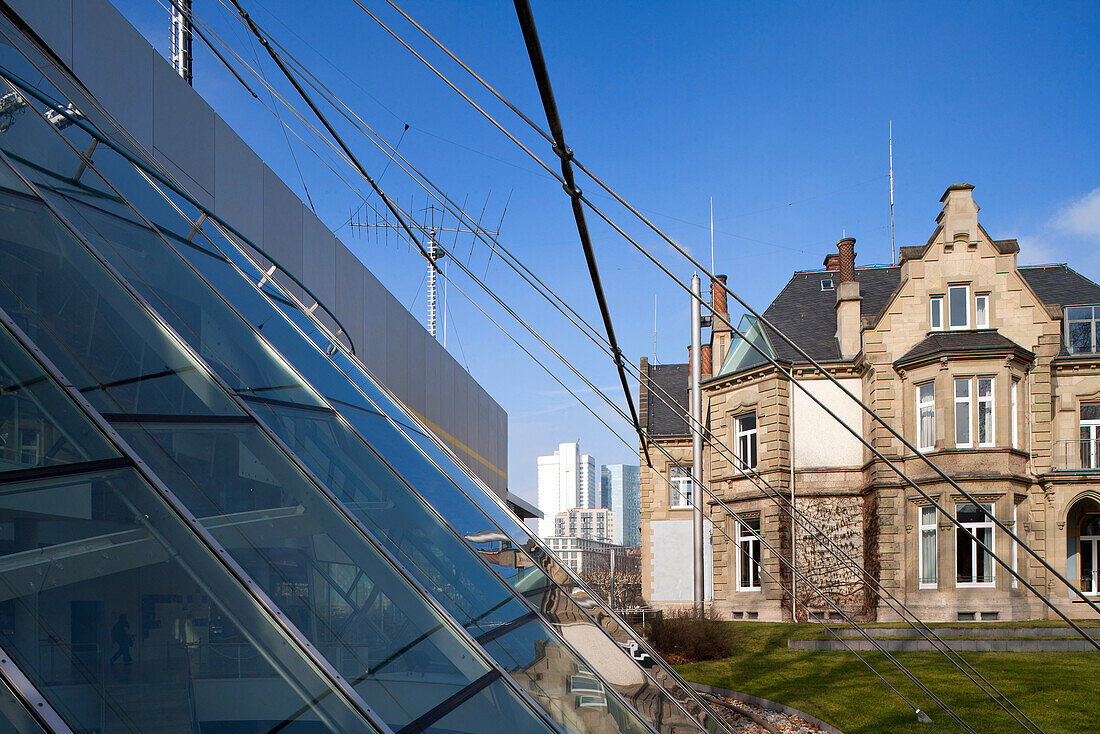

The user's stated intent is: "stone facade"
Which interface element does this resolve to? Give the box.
[640,184,1100,623]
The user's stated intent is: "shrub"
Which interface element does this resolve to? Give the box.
[644,608,734,664]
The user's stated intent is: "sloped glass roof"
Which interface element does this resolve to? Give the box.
[0,8,730,732]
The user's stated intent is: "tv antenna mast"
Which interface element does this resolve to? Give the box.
[170,0,194,86]
[349,194,508,341]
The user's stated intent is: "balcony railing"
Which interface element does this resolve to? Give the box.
[1053,439,1100,472]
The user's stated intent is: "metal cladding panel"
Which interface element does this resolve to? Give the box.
[439,349,456,448]
[359,264,388,373]
[302,212,336,309]
[71,0,153,149]
[406,316,427,421]
[262,166,305,295]
[212,116,263,245]
[334,242,366,359]
[151,59,214,198]
[6,0,73,66]
[424,327,441,430]
[385,294,410,401]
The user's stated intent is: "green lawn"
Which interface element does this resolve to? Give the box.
[672,622,1098,734]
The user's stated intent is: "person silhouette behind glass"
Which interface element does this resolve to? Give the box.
[109,613,133,664]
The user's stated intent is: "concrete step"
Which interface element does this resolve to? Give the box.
[790,637,1098,652]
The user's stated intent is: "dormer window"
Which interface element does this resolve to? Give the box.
[948,285,970,329]
[1066,306,1099,354]
[821,278,834,291]
[975,294,989,329]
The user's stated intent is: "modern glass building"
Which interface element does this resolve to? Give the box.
[0,2,730,732]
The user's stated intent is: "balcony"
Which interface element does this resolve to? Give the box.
[1053,439,1100,472]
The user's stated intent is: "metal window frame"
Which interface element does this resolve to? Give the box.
[0,643,74,734]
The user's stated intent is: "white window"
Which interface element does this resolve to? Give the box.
[1081,514,1100,595]
[956,503,995,587]
[670,464,692,508]
[1010,379,1019,450]
[1080,403,1100,470]
[1011,504,1019,589]
[977,377,995,447]
[917,382,936,451]
[736,517,761,591]
[975,294,989,329]
[948,285,970,329]
[735,413,758,470]
[930,296,944,331]
[954,378,972,447]
[919,505,938,589]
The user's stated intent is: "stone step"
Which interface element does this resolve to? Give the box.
[790,637,1098,652]
[829,625,1099,639]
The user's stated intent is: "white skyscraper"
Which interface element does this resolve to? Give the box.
[537,442,600,538]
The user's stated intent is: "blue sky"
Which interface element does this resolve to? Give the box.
[116,0,1099,504]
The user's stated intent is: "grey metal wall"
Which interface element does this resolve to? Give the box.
[9,0,509,495]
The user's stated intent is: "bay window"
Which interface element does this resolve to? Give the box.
[1066,306,1099,354]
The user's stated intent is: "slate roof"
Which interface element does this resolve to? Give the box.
[758,265,902,363]
[645,363,690,437]
[1018,265,1100,307]
[894,330,1034,368]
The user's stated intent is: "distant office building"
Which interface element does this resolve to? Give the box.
[546,536,640,575]
[537,441,599,537]
[554,507,615,543]
[603,464,641,547]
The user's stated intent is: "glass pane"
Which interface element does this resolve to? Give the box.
[422,676,556,734]
[0,676,50,734]
[1082,540,1094,593]
[0,327,119,472]
[1069,321,1093,353]
[921,506,936,526]
[978,402,993,445]
[1066,306,1094,320]
[930,298,942,328]
[921,528,937,584]
[955,379,970,398]
[957,504,988,523]
[113,420,492,730]
[1082,403,1100,422]
[918,382,934,403]
[0,174,238,418]
[956,527,973,583]
[739,542,752,588]
[975,296,988,327]
[949,286,968,327]
[976,527,993,583]
[738,413,756,431]
[978,378,992,398]
[955,400,970,445]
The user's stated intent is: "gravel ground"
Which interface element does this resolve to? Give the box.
[705,693,830,734]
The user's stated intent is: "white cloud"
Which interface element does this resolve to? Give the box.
[1054,187,1100,242]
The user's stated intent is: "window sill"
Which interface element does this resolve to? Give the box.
[918,583,938,590]
[955,582,996,589]
[735,587,762,593]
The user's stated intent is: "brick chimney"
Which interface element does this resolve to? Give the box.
[834,237,862,359]
[709,275,730,370]
[687,345,713,378]
[823,252,840,270]
[711,274,728,317]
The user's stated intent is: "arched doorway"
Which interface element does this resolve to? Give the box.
[1068,497,1100,595]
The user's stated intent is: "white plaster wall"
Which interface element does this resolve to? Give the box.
[793,377,864,468]
[649,519,713,602]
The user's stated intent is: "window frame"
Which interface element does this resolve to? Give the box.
[1065,305,1099,355]
[954,377,972,448]
[736,516,762,591]
[976,377,995,448]
[1080,403,1100,470]
[975,294,990,329]
[930,296,944,331]
[669,464,693,509]
[1081,513,1100,595]
[919,505,938,589]
[735,412,758,471]
[1010,378,1019,450]
[916,381,936,451]
[948,285,970,330]
[955,502,995,588]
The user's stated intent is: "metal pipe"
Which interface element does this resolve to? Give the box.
[691,273,704,616]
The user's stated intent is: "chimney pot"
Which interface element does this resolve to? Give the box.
[711,275,728,317]
[837,237,857,283]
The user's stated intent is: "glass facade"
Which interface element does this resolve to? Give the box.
[0,7,727,732]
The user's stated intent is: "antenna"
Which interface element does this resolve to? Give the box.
[349,197,505,340]
[709,196,715,276]
[653,294,658,363]
[170,0,194,86]
[889,120,896,265]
